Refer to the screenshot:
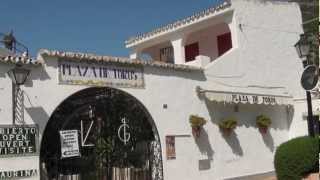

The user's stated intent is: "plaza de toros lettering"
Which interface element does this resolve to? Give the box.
[58,60,144,88]
[231,94,277,105]
[0,126,38,156]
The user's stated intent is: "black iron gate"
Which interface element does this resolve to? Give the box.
[40,87,163,180]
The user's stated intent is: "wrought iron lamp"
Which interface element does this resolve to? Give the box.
[7,64,30,124]
[294,33,315,137]
[294,33,313,68]
[7,65,30,85]
[295,34,310,59]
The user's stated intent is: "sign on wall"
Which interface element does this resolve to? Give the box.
[231,94,277,105]
[0,125,38,156]
[165,136,176,160]
[58,60,144,88]
[0,169,38,179]
[59,130,81,158]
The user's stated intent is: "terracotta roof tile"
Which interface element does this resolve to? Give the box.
[39,49,203,71]
[0,55,43,66]
[125,1,231,47]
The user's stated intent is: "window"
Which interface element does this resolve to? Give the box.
[185,42,199,62]
[217,32,232,56]
[160,46,174,63]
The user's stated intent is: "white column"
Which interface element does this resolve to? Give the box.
[171,37,186,64]
[228,15,238,49]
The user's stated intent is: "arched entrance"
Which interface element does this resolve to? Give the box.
[40,87,163,180]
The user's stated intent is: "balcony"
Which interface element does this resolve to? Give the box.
[134,22,233,67]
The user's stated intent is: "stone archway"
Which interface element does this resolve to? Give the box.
[40,87,163,180]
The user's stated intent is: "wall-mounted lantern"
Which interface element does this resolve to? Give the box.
[7,65,30,85]
[294,34,311,67]
[7,64,30,124]
[295,33,317,137]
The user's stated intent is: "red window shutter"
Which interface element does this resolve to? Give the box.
[217,32,232,56]
[185,42,199,62]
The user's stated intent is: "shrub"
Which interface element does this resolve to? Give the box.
[189,115,206,127]
[219,117,237,130]
[256,114,271,128]
[274,136,319,180]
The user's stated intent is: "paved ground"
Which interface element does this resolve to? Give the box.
[262,177,276,180]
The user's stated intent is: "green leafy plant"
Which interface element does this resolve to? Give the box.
[256,114,271,128]
[219,117,237,130]
[189,115,206,137]
[219,117,237,136]
[256,115,272,134]
[189,115,207,127]
[274,136,319,180]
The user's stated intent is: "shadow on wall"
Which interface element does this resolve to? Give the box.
[261,131,275,152]
[24,66,51,88]
[202,98,292,154]
[144,66,207,81]
[0,62,51,85]
[221,130,244,156]
[24,91,50,135]
[204,99,291,130]
[286,105,295,135]
[0,63,13,77]
[24,90,49,132]
[25,106,49,136]
[194,128,214,171]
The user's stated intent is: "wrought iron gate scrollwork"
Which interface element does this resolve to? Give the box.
[40,87,164,180]
[150,135,163,180]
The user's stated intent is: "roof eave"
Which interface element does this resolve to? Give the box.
[125,1,232,48]
[0,55,43,66]
[39,49,204,72]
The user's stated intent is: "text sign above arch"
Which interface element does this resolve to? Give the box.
[58,59,144,88]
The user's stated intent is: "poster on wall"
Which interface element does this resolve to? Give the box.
[166,136,176,160]
[0,125,38,157]
[59,130,81,158]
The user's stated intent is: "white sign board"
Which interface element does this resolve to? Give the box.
[59,130,80,158]
[58,60,144,88]
[231,94,277,105]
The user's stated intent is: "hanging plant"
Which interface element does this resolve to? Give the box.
[189,115,207,138]
[256,114,271,134]
[219,117,237,136]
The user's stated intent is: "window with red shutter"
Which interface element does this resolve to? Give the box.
[217,32,232,56]
[185,42,199,62]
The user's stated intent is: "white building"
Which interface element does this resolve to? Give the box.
[0,0,317,180]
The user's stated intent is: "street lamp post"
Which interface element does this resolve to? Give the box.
[7,64,30,124]
[294,34,315,137]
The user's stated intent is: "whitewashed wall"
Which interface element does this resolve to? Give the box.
[203,0,308,153]
[205,0,304,97]
[0,0,310,180]
[0,64,40,180]
[290,98,320,138]
[0,57,294,180]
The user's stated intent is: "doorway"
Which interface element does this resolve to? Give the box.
[40,87,163,180]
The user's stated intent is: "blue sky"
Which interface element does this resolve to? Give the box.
[0,0,224,57]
